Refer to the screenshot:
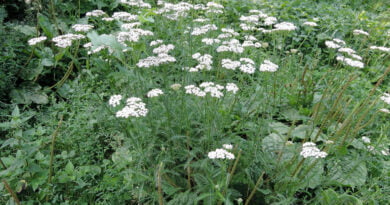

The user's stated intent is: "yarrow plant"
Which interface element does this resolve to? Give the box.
[300,142,328,158]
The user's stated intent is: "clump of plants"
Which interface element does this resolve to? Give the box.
[1,0,389,204]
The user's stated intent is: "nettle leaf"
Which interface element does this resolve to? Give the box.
[87,31,125,53]
[38,14,55,38]
[269,122,290,135]
[13,25,36,36]
[301,158,324,189]
[262,133,285,153]
[328,156,367,187]
[10,85,48,105]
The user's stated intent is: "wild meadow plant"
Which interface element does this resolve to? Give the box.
[1,0,390,204]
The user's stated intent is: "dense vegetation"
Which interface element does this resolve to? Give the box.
[1,0,389,204]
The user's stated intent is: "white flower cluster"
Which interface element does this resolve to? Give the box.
[300,142,328,158]
[264,16,277,26]
[223,144,233,149]
[137,43,176,68]
[153,44,175,54]
[184,53,213,72]
[221,58,256,74]
[102,17,114,22]
[242,35,262,48]
[191,24,218,36]
[225,83,239,94]
[325,38,345,49]
[121,22,142,30]
[240,15,259,23]
[112,12,138,22]
[217,28,239,39]
[325,38,364,68]
[238,58,256,74]
[72,24,94,32]
[150,39,163,46]
[303,21,318,27]
[336,56,364,68]
[202,38,221,45]
[379,108,390,114]
[221,59,241,70]
[115,97,148,118]
[117,29,153,45]
[208,148,235,160]
[147,89,164,98]
[353,29,369,36]
[369,46,390,52]
[156,1,199,20]
[194,18,209,22]
[120,0,151,8]
[185,82,239,98]
[362,136,371,144]
[380,93,390,105]
[28,36,47,46]
[259,60,279,72]
[52,34,85,48]
[273,22,297,31]
[205,2,224,14]
[86,10,106,17]
[109,95,122,107]
[217,39,244,54]
[87,45,113,55]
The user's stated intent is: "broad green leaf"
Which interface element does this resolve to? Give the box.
[319,189,339,205]
[65,161,75,174]
[262,133,285,153]
[328,156,367,187]
[38,14,55,38]
[269,122,290,135]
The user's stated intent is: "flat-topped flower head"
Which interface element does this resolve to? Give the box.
[208,148,234,160]
[380,93,390,104]
[303,21,318,27]
[109,95,122,107]
[353,29,369,36]
[147,89,164,98]
[225,83,239,94]
[86,10,106,17]
[28,36,47,46]
[300,142,327,158]
[52,34,85,48]
[259,60,279,72]
[369,46,390,52]
[72,24,94,32]
[116,97,148,118]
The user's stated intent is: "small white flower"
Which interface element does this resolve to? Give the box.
[303,21,317,27]
[223,144,233,150]
[264,16,277,25]
[369,46,390,52]
[259,60,279,72]
[28,36,47,46]
[325,140,334,144]
[300,142,327,158]
[273,22,296,31]
[353,29,369,36]
[362,136,371,144]
[109,95,122,107]
[170,83,182,90]
[380,93,390,104]
[72,24,94,32]
[379,108,390,113]
[208,148,235,160]
[116,97,148,118]
[147,89,164,98]
[325,40,341,49]
[86,10,106,17]
[225,83,239,94]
